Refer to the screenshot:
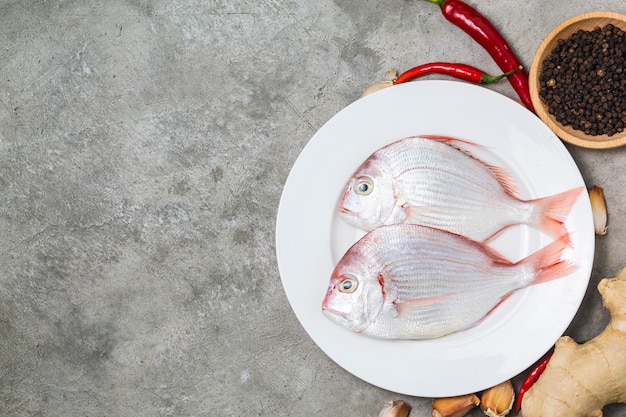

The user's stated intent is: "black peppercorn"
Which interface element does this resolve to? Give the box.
[539,24,626,137]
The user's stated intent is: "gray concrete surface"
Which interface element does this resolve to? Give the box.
[2,0,626,416]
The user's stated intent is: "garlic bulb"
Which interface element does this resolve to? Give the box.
[362,80,394,97]
[378,400,411,417]
[589,185,607,235]
[431,394,480,417]
[384,69,398,81]
[480,380,514,417]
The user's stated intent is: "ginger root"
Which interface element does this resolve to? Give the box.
[521,266,626,417]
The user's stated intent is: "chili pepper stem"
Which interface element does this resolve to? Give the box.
[423,0,535,111]
[480,65,523,83]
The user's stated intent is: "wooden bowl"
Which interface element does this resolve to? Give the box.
[529,11,626,149]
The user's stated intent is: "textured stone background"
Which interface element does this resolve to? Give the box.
[2,0,626,416]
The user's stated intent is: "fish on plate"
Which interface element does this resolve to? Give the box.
[321,224,575,339]
[337,135,583,242]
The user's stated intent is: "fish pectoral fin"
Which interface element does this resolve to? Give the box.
[394,293,454,318]
[403,205,447,222]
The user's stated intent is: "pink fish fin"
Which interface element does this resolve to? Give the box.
[416,134,485,148]
[480,224,518,245]
[481,293,515,320]
[482,163,520,197]
[403,204,447,222]
[394,293,456,318]
[530,186,584,238]
[417,135,520,197]
[519,233,577,285]
[473,240,516,265]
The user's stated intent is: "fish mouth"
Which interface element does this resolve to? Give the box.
[337,188,353,216]
[321,305,343,317]
[323,307,369,333]
[336,199,350,213]
[337,205,354,216]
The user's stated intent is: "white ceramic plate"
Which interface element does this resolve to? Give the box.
[275,80,594,397]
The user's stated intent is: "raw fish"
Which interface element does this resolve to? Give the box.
[322,224,574,339]
[337,135,582,242]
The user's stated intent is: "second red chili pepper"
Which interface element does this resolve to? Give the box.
[393,62,522,85]
[513,348,554,414]
[424,0,535,112]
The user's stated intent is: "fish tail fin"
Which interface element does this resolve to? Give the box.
[533,186,584,237]
[523,233,577,285]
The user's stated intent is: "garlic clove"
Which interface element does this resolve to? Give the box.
[480,380,514,417]
[431,394,480,417]
[589,185,608,236]
[384,69,399,81]
[362,80,394,97]
[378,399,411,417]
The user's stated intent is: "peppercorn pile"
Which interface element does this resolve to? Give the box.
[539,24,626,137]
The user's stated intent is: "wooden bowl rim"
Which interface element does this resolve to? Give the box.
[529,11,626,149]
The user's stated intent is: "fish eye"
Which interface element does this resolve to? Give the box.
[354,177,373,195]
[338,276,358,293]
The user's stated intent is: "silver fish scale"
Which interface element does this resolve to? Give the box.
[355,224,532,339]
[356,137,537,241]
[386,138,533,241]
[370,225,525,298]
[329,137,579,338]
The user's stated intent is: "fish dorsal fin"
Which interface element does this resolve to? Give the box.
[481,164,520,198]
[417,134,520,198]
[415,134,483,148]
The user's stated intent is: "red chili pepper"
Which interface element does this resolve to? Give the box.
[425,0,535,112]
[513,348,554,414]
[393,62,522,85]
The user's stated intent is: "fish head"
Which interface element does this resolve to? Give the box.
[337,158,396,231]
[321,257,385,333]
